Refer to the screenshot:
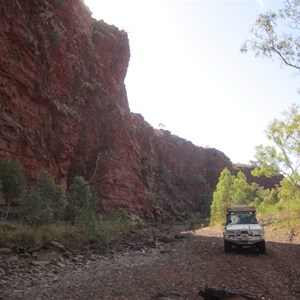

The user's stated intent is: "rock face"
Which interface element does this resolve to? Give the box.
[132,114,233,219]
[0,0,280,219]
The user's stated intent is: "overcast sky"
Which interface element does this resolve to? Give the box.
[83,0,299,164]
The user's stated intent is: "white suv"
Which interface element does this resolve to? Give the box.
[223,205,266,254]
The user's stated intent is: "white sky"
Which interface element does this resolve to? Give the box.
[83,0,299,164]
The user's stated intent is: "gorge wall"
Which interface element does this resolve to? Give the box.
[0,0,278,220]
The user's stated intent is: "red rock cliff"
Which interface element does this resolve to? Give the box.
[0,0,279,219]
[132,114,233,219]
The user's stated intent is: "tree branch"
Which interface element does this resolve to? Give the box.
[271,45,300,70]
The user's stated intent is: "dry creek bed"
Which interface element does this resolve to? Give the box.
[1,225,300,300]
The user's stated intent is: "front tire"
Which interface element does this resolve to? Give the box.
[258,241,266,254]
[224,240,231,253]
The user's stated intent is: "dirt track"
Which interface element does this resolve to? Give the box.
[1,225,300,300]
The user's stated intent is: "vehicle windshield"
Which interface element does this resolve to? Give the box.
[229,214,258,225]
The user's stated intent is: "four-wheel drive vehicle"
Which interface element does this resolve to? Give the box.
[223,205,266,254]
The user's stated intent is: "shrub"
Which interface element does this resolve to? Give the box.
[66,176,97,224]
[192,174,206,185]
[48,30,61,44]
[0,159,25,221]
[67,176,95,209]
[0,159,25,204]
[20,191,54,225]
[0,180,4,205]
[20,170,66,225]
[65,176,103,244]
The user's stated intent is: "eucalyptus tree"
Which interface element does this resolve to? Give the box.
[252,104,300,188]
[241,0,300,72]
[210,168,234,225]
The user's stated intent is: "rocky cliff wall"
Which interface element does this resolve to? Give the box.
[132,114,233,219]
[0,0,279,220]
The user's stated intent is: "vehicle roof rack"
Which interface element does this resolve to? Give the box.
[226,205,256,213]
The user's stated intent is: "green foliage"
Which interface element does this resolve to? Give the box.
[0,168,138,250]
[20,192,54,225]
[254,188,279,217]
[67,176,95,209]
[241,0,300,72]
[210,167,290,227]
[66,176,97,224]
[250,105,300,228]
[187,218,197,234]
[232,171,253,205]
[210,168,234,225]
[248,179,300,229]
[20,170,66,225]
[65,176,104,245]
[0,180,4,205]
[48,30,61,45]
[278,178,300,227]
[210,169,265,225]
[241,0,300,225]
[0,159,25,203]
[240,0,300,229]
[263,188,279,205]
[192,173,206,185]
[252,104,300,187]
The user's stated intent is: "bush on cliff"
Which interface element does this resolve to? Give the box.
[65,176,103,244]
[65,176,97,224]
[0,159,25,221]
[19,170,66,225]
[0,159,25,202]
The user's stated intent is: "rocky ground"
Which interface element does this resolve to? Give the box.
[1,224,300,300]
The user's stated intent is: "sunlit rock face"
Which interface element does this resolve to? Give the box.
[0,0,280,219]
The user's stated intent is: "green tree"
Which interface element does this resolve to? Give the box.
[278,178,300,228]
[232,171,254,205]
[250,104,300,225]
[20,170,66,225]
[253,187,279,217]
[210,168,234,225]
[264,188,279,206]
[241,0,300,72]
[241,0,300,227]
[251,104,300,187]
[0,159,25,220]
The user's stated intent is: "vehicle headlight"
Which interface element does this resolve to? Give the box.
[226,230,238,236]
[252,230,263,236]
